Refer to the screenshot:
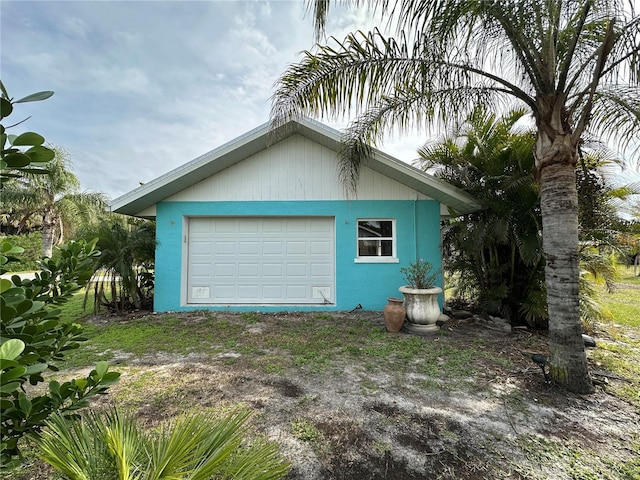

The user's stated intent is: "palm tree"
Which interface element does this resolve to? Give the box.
[420,108,546,327]
[271,0,640,393]
[81,216,156,312]
[1,146,107,258]
[423,108,625,332]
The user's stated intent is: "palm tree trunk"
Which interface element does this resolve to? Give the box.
[41,211,56,259]
[539,160,594,393]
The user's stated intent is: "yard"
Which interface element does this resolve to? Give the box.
[7,269,640,480]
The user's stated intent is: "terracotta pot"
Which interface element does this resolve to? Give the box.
[383,297,406,332]
[399,286,443,333]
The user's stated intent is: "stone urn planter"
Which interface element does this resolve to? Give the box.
[398,286,443,333]
[383,297,406,332]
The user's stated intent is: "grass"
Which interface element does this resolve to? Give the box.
[6,269,640,479]
[48,290,92,324]
[602,266,640,328]
[64,315,247,368]
[515,435,640,480]
[49,269,640,398]
[58,309,503,386]
[591,266,640,410]
[21,268,640,402]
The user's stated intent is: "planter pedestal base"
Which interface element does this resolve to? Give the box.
[404,322,439,334]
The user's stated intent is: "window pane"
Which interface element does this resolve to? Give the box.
[358,240,379,256]
[358,239,393,256]
[380,240,393,256]
[358,220,392,238]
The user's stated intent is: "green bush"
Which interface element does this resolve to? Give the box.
[0,232,41,272]
[0,238,120,469]
[1,82,120,469]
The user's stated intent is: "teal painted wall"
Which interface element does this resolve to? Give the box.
[154,200,442,312]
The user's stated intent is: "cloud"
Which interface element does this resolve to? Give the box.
[62,16,89,38]
[1,0,422,199]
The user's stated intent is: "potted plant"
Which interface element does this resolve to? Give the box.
[398,259,442,332]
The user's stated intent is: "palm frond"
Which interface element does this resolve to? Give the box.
[35,412,111,480]
[34,408,290,480]
[100,409,145,480]
[586,84,640,153]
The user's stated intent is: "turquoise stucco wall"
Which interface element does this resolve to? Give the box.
[154,200,442,312]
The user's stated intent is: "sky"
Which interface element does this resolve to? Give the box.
[1,0,424,201]
[1,0,638,208]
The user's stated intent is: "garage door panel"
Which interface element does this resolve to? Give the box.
[213,241,236,255]
[311,262,333,276]
[264,221,285,233]
[214,222,235,234]
[286,264,307,277]
[213,263,236,278]
[238,221,259,234]
[263,263,284,277]
[191,221,213,234]
[311,241,332,254]
[286,222,307,233]
[286,242,308,255]
[190,241,211,255]
[190,264,211,277]
[187,217,335,304]
[213,285,235,300]
[263,241,284,255]
[238,285,260,299]
[238,264,259,277]
[310,222,332,233]
[286,285,308,299]
[263,285,284,300]
[238,241,259,255]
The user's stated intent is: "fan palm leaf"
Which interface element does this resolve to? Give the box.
[34,408,290,480]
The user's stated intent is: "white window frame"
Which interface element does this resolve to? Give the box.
[354,218,398,263]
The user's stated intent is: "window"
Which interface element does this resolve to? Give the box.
[356,219,397,262]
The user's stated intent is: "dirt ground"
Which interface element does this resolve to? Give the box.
[15,310,640,479]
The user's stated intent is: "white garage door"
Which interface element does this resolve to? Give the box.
[186,217,335,304]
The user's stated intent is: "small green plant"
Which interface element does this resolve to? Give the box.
[263,362,286,374]
[372,440,391,455]
[418,378,441,390]
[360,378,378,392]
[400,259,439,289]
[291,419,322,443]
[34,407,291,480]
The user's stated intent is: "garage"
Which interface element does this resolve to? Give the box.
[186,217,335,305]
